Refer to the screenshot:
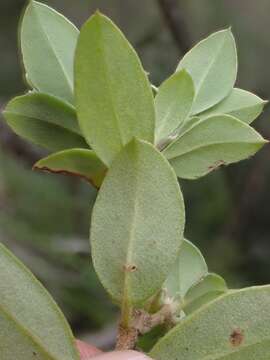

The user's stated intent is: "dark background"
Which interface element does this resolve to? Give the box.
[1,0,270,348]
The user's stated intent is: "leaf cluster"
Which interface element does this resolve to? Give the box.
[1,1,269,359]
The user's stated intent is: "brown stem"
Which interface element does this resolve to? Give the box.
[115,301,180,350]
[116,325,138,351]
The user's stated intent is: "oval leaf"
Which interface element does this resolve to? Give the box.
[150,286,270,360]
[75,12,155,166]
[199,88,267,124]
[34,149,106,188]
[184,273,227,314]
[163,114,266,179]
[91,139,185,305]
[177,29,237,114]
[21,1,79,104]
[3,93,88,152]
[0,242,79,360]
[155,70,194,144]
[165,239,208,299]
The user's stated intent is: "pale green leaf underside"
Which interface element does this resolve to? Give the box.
[199,88,267,124]
[34,149,106,188]
[177,29,237,114]
[163,115,266,179]
[178,116,200,136]
[184,273,227,314]
[150,286,270,360]
[0,243,79,360]
[3,93,88,152]
[165,239,208,299]
[155,70,194,144]
[185,273,227,304]
[21,1,78,104]
[0,305,55,359]
[91,139,185,305]
[75,13,155,166]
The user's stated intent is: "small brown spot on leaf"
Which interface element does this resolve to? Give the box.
[123,264,138,272]
[230,328,244,347]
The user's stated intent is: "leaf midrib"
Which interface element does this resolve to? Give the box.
[96,17,125,149]
[121,153,139,307]
[203,102,263,117]
[3,110,82,136]
[165,140,264,161]
[150,287,270,359]
[0,303,57,360]
[156,96,189,140]
[195,33,227,96]
[32,3,73,95]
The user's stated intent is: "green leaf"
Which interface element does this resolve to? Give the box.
[178,116,200,135]
[199,88,267,124]
[163,114,267,180]
[75,12,155,166]
[0,242,79,360]
[3,93,88,152]
[21,1,79,104]
[150,286,270,360]
[91,139,185,306]
[137,325,167,353]
[34,149,106,188]
[177,29,237,114]
[155,70,194,144]
[184,273,227,314]
[165,239,208,299]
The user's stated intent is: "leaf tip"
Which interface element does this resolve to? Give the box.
[94,9,101,16]
[92,9,107,22]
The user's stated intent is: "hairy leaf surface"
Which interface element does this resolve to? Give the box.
[21,1,78,103]
[3,93,88,151]
[177,29,237,114]
[155,70,194,144]
[199,88,266,124]
[75,13,155,166]
[151,286,270,360]
[0,243,79,360]
[91,139,185,305]
[184,273,227,314]
[163,115,266,179]
[165,239,208,299]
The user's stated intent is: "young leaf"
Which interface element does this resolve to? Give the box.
[155,70,194,144]
[199,88,267,124]
[163,114,267,179]
[150,286,270,360]
[34,149,106,188]
[0,242,79,360]
[184,273,227,314]
[21,1,79,104]
[3,93,88,152]
[165,239,208,299]
[91,139,185,306]
[75,13,155,166]
[177,29,237,114]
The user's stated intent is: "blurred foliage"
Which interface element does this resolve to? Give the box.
[1,0,270,341]
[0,151,117,331]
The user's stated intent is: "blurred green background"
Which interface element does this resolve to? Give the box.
[1,0,270,348]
